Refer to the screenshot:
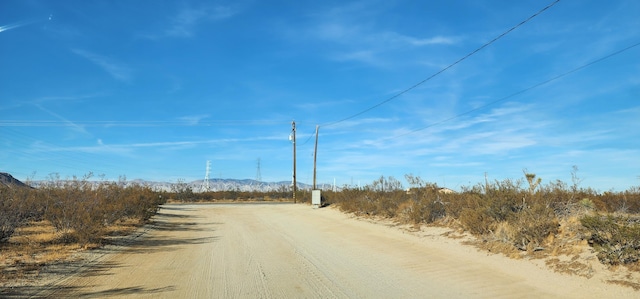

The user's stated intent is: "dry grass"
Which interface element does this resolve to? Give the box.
[325,173,640,290]
[465,239,523,259]
[103,218,142,237]
[608,280,640,291]
[0,219,140,284]
[545,256,594,278]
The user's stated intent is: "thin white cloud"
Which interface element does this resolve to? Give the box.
[407,35,457,46]
[26,135,285,156]
[316,26,459,62]
[0,19,40,33]
[177,115,210,125]
[326,117,395,131]
[292,3,460,67]
[165,5,237,38]
[379,31,458,47]
[71,49,133,83]
[0,22,26,33]
[33,94,104,104]
[295,99,356,111]
[331,50,380,65]
[33,104,90,136]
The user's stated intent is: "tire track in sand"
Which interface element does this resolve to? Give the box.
[37,203,639,298]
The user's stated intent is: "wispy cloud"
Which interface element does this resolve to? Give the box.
[72,49,133,82]
[295,99,356,111]
[331,50,381,66]
[177,115,209,125]
[164,5,237,38]
[26,135,285,156]
[33,94,104,104]
[376,31,458,47]
[405,35,457,46]
[296,3,460,67]
[33,104,90,136]
[0,19,40,33]
[315,23,459,57]
[326,117,395,131]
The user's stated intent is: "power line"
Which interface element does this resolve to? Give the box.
[386,40,640,140]
[0,119,288,127]
[299,129,317,146]
[321,0,561,128]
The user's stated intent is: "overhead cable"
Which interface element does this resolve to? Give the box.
[387,40,640,140]
[321,0,561,128]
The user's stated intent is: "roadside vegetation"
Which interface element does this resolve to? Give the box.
[1,173,295,282]
[164,181,294,203]
[1,174,164,281]
[162,168,640,275]
[322,169,640,278]
[2,169,639,286]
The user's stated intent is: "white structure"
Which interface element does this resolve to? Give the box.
[312,190,321,208]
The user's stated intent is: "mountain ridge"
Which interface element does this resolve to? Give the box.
[1,172,339,192]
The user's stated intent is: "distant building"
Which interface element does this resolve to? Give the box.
[405,187,456,194]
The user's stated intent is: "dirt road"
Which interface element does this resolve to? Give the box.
[38,203,636,298]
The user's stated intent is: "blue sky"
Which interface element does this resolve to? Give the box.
[1,0,639,191]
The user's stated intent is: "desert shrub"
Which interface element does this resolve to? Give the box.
[40,175,105,243]
[37,174,163,245]
[445,187,482,219]
[121,184,160,220]
[578,198,596,211]
[332,187,374,215]
[539,180,572,213]
[459,208,495,236]
[328,179,406,217]
[456,179,524,236]
[171,179,195,202]
[581,214,640,265]
[1,173,165,247]
[456,176,560,250]
[484,179,526,221]
[594,188,640,214]
[415,198,447,223]
[374,190,405,218]
[395,200,416,223]
[322,172,640,266]
[0,182,50,242]
[127,184,163,221]
[0,186,22,242]
[507,204,559,250]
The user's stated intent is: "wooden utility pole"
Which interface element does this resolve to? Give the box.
[292,121,297,203]
[313,125,319,190]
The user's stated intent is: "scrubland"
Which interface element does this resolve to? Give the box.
[2,170,640,290]
[321,172,640,289]
[1,174,164,281]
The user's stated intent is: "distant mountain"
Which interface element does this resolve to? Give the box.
[0,172,31,188]
[148,178,316,193]
[2,170,334,192]
[24,176,326,193]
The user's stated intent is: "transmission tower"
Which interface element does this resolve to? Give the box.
[201,160,211,192]
[256,158,262,182]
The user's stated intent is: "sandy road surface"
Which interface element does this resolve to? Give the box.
[35,203,637,298]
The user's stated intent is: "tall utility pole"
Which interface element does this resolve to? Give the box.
[201,160,211,192]
[313,125,319,190]
[256,158,262,182]
[291,121,297,203]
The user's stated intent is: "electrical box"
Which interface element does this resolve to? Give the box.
[312,190,321,208]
